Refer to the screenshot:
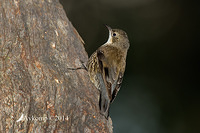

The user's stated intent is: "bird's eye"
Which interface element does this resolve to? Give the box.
[113,33,116,37]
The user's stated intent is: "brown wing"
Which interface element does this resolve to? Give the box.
[96,50,111,118]
[110,72,123,103]
[97,49,124,103]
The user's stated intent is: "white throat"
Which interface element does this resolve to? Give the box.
[105,30,112,44]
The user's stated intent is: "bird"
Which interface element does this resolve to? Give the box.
[87,25,130,119]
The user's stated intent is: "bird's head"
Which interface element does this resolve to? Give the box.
[105,25,130,50]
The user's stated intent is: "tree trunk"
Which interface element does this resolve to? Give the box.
[0,0,113,132]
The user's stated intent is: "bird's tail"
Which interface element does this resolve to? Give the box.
[99,93,110,119]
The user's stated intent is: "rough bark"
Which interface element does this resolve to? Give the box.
[0,0,112,132]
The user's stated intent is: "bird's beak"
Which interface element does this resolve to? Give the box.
[105,25,112,32]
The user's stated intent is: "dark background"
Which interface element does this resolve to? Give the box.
[60,0,199,132]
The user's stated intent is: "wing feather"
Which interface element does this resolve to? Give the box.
[97,49,124,103]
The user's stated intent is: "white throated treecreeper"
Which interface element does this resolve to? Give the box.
[87,25,130,119]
